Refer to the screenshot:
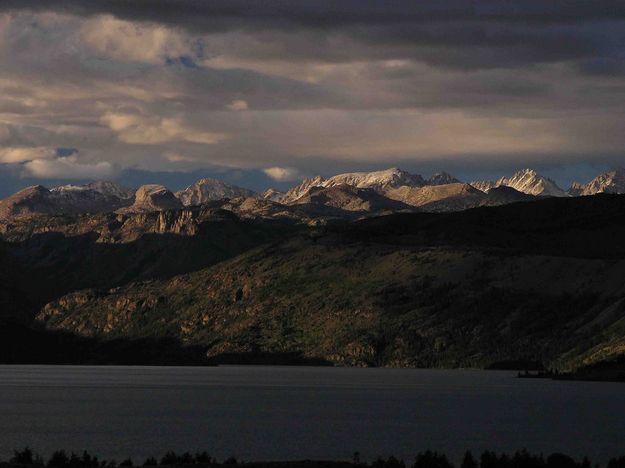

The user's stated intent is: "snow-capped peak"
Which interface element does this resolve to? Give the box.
[280,168,425,204]
[323,167,425,191]
[496,169,568,197]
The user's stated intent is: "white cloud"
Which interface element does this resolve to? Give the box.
[226,99,249,111]
[23,155,115,179]
[100,112,226,145]
[263,166,301,181]
[0,146,57,163]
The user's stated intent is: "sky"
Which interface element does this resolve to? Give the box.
[1,1,625,196]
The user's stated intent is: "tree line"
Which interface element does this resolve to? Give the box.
[4,448,625,468]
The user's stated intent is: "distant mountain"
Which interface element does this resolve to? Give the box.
[567,181,586,197]
[496,169,568,197]
[52,181,135,200]
[280,168,425,204]
[571,168,625,196]
[469,181,496,193]
[427,172,460,186]
[280,175,326,204]
[387,183,536,212]
[386,183,485,210]
[2,166,624,223]
[322,168,425,192]
[472,169,567,197]
[261,188,285,202]
[0,182,133,219]
[118,184,182,213]
[176,178,257,206]
[291,184,413,213]
[485,185,536,204]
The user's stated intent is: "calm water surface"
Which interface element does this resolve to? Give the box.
[0,366,624,463]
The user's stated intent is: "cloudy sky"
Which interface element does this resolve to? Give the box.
[1,1,624,196]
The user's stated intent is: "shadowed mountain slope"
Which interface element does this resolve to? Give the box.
[33,194,625,369]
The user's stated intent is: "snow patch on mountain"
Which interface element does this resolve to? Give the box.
[280,168,425,204]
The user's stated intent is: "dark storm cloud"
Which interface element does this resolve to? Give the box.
[3,1,625,69]
[4,1,625,28]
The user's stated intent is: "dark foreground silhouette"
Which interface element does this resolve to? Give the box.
[3,448,625,468]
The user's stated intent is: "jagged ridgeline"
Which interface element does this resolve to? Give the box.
[1,168,625,370]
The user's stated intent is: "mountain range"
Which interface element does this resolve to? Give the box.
[2,166,625,371]
[2,167,624,223]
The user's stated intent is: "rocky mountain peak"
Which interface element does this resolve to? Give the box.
[0,182,136,219]
[496,168,568,197]
[323,167,425,192]
[568,181,586,197]
[470,181,496,193]
[118,184,182,213]
[578,168,625,196]
[261,188,285,202]
[176,178,257,206]
[428,172,460,186]
[280,168,425,204]
[280,175,327,203]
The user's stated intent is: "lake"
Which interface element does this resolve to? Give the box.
[0,366,624,464]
